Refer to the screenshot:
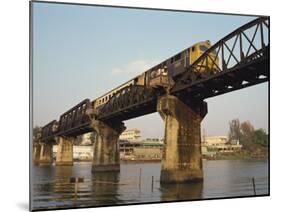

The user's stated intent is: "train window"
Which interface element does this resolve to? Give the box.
[174,53,181,61]
[150,70,156,78]
[192,46,195,52]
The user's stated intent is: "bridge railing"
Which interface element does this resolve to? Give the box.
[41,120,58,141]
[57,99,92,136]
[172,16,269,93]
[97,85,157,120]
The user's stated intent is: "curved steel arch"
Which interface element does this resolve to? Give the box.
[171,16,269,94]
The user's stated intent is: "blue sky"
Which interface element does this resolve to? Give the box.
[32,2,268,138]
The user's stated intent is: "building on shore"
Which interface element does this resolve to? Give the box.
[201,136,243,155]
[128,138,163,160]
[119,133,164,160]
[119,128,141,142]
[202,136,228,146]
[142,138,164,146]
[119,140,142,158]
[81,132,93,145]
[51,133,243,162]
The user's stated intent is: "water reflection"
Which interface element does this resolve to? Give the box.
[160,182,203,202]
[91,171,123,206]
[32,160,268,210]
[53,166,75,202]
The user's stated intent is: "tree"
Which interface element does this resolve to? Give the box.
[228,119,268,152]
[33,126,41,141]
[33,126,40,135]
[254,129,268,147]
[228,119,242,141]
[240,121,256,151]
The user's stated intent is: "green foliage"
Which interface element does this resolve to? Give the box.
[33,126,40,136]
[254,129,268,147]
[32,126,40,140]
[228,119,268,151]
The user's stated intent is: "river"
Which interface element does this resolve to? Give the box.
[31,159,269,210]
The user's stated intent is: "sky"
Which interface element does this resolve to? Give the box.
[32,2,268,139]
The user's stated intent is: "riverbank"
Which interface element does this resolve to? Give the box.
[71,149,268,163]
[204,150,268,160]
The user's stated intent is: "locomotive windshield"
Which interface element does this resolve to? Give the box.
[200,44,217,55]
[199,45,208,52]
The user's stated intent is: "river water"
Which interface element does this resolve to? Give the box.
[31,159,269,210]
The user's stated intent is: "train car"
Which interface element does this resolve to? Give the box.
[92,72,147,110]
[148,40,219,84]
[93,40,219,111]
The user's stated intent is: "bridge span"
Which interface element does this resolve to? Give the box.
[33,17,269,184]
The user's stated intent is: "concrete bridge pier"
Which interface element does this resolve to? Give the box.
[38,143,53,166]
[157,95,207,184]
[33,143,41,165]
[91,120,126,172]
[55,136,74,166]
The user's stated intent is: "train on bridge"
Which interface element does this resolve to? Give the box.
[94,40,219,109]
[38,40,220,140]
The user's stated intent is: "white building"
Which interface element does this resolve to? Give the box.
[202,136,242,153]
[119,129,141,142]
[53,145,93,161]
[203,136,228,146]
[81,132,92,145]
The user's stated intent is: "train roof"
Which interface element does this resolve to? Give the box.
[93,40,211,102]
[93,74,143,101]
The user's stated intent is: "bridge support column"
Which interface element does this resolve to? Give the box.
[33,143,41,165]
[157,95,207,184]
[38,143,53,166]
[55,137,73,166]
[91,120,125,172]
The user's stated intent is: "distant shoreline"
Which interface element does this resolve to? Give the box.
[203,151,268,160]
[72,156,268,164]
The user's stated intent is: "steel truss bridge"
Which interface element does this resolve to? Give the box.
[39,16,269,142]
